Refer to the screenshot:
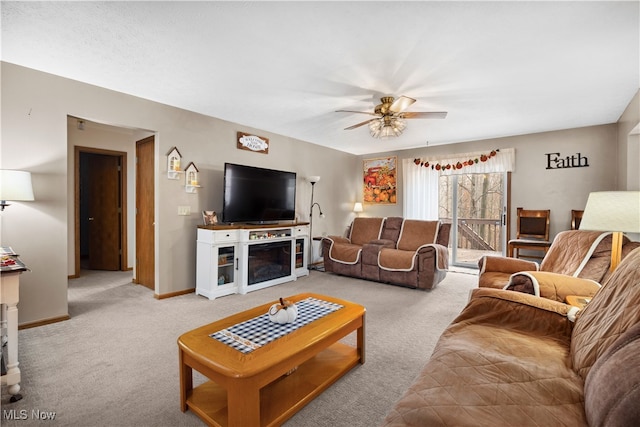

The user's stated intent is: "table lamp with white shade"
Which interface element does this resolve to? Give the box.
[353,202,363,216]
[579,191,640,271]
[0,170,35,211]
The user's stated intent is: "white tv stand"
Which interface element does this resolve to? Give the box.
[196,223,309,300]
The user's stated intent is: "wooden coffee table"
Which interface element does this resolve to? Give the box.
[178,293,365,426]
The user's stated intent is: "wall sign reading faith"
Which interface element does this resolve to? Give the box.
[237,132,269,154]
[545,152,589,170]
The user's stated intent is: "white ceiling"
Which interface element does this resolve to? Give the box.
[2,1,639,155]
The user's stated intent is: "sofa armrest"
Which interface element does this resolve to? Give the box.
[368,239,396,247]
[324,235,350,245]
[457,288,575,331]
[416,244,448,271]
[506,271,601,302]
[478,255,539,274]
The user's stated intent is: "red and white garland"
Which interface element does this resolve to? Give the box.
[413,149,500,171]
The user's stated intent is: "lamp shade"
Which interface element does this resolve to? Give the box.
[308,176,320,184]
[353,202,363,213]
[580,191,640,233]
[0,170,35,201]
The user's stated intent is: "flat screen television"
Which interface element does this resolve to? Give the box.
[222,163,296,224]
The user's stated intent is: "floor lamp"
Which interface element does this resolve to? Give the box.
[579,191,640,271]
[308,176,324,270]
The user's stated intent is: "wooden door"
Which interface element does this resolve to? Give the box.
[87,153,121,270]
[136,136,155,290]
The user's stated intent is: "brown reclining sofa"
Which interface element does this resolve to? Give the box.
[321,217,450,290]
[382,246,640,426]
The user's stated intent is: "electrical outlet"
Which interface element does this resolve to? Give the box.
[178,206,191,216]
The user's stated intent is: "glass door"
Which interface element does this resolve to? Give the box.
[439,172,507,267]
[217,245,236,287]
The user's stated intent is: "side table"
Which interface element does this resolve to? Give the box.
[1,270,25,402]
[310,236,325,271]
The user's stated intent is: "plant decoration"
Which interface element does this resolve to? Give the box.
[413,149,500,171]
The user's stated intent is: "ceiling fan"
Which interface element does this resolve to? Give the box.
[336,96,447,138]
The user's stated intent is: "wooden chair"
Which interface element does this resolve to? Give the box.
[571,209,584,230]
[507,207,551,260]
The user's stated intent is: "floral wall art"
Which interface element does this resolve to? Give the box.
[363,156,397,204]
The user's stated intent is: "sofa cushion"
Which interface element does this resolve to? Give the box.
[584,321,640,427]
[571,246,640,379]
[380,216,403,242]
[349,217,384,246]
[328,242,362,264]
[378,249,417,271]
[397,220,438,251]
[539,230,610,277]
[435,222,451,247]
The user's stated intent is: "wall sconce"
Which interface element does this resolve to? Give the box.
[353,202,363,216]
[166,146,183,180]
[0,170,35,211]
[184,162,201,193]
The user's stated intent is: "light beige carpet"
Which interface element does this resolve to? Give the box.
[1,268,478,427]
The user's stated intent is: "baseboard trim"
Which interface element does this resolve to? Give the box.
[154,288,195,299]
[19,314,71,330]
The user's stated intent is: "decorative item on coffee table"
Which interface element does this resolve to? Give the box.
[268,298,298,324]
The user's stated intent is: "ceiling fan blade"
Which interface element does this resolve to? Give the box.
[389,96,416,113]
[345,118,378,130]
[402,111,448,119]
[336,109,379,116]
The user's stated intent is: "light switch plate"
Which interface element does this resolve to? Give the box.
[178,206,191,216]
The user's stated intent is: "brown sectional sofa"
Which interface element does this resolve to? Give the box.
[322,217,450,290]
[382,246,640,426]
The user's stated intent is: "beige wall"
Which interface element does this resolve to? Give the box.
[1,62,358,325]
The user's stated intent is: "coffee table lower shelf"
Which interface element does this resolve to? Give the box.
[186,342,359,427]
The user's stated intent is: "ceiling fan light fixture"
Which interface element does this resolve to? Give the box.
[369,117,406,138]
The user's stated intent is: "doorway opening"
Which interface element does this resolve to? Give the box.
[74,146,128,277]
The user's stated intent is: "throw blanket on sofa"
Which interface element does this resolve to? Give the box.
[507,271,601,302]
[539,230,611,277]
